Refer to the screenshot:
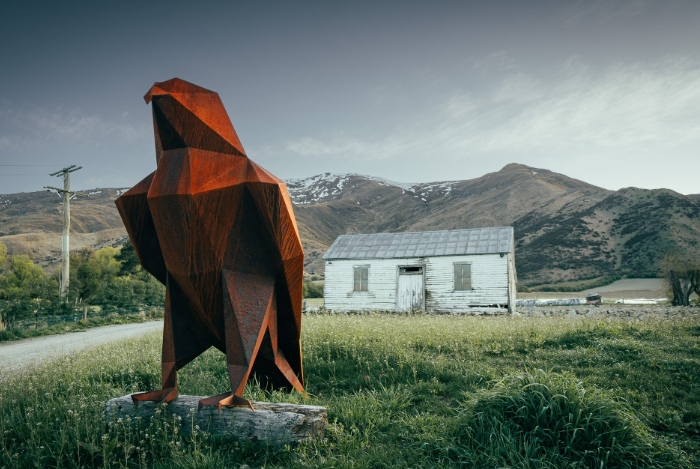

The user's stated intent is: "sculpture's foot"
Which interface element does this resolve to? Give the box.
[198,392,254,413]
[131,387,178,408]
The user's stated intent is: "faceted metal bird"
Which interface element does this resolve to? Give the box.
[115,78,305,411]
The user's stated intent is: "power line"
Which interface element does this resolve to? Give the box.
[46,165,84,298]
[0,164,66,167]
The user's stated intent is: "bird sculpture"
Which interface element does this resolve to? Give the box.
[115,78,305,411]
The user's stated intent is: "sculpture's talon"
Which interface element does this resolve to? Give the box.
[131,387,178,408]
[198,393,254,413]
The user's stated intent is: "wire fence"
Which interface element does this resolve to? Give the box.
[2,299,328,330]
[303,298,324,311]
[4,308,161,331]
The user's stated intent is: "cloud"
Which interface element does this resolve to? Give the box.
[279,55,700,168]
[0,107,146,151]
[480,57,700,151]
[443,93,478,118]
[555,0,654,27]
[282,133,412,162]
[470,50,519,72]
[285,135,366,157]
[492,73,545,103]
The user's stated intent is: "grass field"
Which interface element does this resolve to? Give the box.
[1,314,699,468]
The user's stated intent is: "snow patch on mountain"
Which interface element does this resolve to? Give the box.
[286,173,361,204]
[285,173,461,205]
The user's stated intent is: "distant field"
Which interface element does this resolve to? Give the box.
[519,277,668,300]
[1,315,698,468]
[584,278,664,292]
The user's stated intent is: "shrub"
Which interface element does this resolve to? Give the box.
[303,281,324,298]
[456,369,687,468]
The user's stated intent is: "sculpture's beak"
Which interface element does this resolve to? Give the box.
[144,85,169,104]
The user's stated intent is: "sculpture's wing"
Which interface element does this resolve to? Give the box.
[115,172,167,284]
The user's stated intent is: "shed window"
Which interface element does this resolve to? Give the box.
[354,266,369,292]
[454,263,471,291]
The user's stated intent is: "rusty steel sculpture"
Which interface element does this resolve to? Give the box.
[115,78,305,412]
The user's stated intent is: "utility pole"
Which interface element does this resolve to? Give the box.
[45,165,83,298]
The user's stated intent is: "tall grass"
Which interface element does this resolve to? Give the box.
[0,315,698,468]
[456,370,683,468]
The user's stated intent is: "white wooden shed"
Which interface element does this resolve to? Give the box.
[323,227,516,313]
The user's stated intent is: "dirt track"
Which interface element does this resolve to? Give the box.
[0,320,162,376]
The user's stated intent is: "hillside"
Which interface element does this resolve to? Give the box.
[289,164,613,277]
[1,164,699,285]
[0,188,128,271]
[514,187,700,284]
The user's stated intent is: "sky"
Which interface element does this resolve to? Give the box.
[1,0,699,195]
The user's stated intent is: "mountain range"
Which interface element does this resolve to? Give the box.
[1,164,698,286]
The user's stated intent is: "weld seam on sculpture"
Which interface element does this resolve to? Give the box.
[115,78,305,412]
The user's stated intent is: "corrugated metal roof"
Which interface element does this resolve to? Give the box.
[323,227,513,260]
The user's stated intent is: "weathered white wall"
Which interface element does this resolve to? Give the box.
[324,253,512,312]
[324,258,406,311]
[507,251,517,313]
[424,254,509,311]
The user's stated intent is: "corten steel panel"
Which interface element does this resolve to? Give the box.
[115,78,304,411]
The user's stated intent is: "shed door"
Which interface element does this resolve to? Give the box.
[397,266,424,311]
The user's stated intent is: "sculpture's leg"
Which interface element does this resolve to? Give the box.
[199,270,280,413]
[267,304,305,395]
[131,276,179,407]
[197,319,254,413]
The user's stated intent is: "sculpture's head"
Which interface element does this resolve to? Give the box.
[144,78,246,163]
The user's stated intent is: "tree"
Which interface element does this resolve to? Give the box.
[303,281,324,298]
[0,253,51,328]
[661,254,700,306]
[70,245,165,311]
[115,240,140,275]
[69,247,122,317]
[0,243,7,271]
[0,242,165,328]
[10,255,46,291]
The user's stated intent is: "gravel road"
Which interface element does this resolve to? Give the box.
[0,320,163,376]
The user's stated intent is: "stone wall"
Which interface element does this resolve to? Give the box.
[308,306,700,320]
[517,306,699,320]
